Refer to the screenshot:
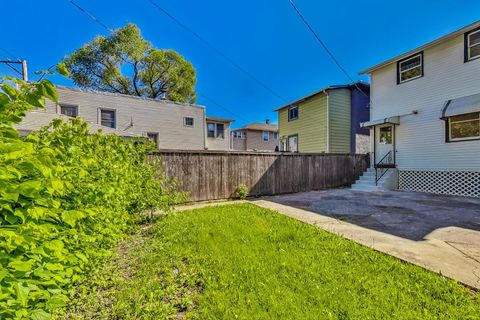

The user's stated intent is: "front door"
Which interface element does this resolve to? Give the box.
[375,125,394,164]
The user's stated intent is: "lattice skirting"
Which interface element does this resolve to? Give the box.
[398,170,480,198]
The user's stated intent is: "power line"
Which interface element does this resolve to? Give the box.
[148,0,286,103]
[69,0,113,33]
[68,0,247,123]
[198,93,249,122]
[288,0,370,99]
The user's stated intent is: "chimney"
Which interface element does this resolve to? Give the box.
[265,118,270,124]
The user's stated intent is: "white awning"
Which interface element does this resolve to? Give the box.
[441,92,480,119]
[360,116,400,128]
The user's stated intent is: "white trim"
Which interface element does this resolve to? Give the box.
[398,53,423,83]
[262,131,269,142]
[467,29,480,61]
[183,116,194,127]
[448,112,480,141]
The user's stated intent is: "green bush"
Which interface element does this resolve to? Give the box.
[0,75,184,319]
[236,183,249,199]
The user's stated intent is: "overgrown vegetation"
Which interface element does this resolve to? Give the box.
[0,72,184,319]
[63,204,480,319]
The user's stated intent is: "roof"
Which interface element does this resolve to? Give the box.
[55,86,205,110]
[273,82,370,112]
[232,122,278,132]
[359,20,480,75]
[16,111,141,137]
[206,116,235,123]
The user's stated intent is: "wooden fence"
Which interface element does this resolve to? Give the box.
[151,150,370,202]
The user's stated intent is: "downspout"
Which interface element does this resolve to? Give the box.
[203,108,207,150]
[325,90,330,153]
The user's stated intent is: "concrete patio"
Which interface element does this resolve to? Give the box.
[252,189,480,289]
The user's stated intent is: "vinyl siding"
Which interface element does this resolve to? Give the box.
[370,32,480,170]
[328,89,351,153]
[278,94,327,152]
[37,88,206,150]
[206,121,231,150]
[245,130,278,151]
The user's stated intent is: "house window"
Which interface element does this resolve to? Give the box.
[146,132,159,146]
[288,105,298,121]
[273,132,278,140]
[216,123,225,139]
[263,131,269,141]
[465,29,480,62]
[207,122,225,139]
[60,105,78,117]
[207,123,215,138]
[397,52,423,84]
[184,117,194,127]
[233,131,246,139]
[448,112,480,141]
[100,109,116,128]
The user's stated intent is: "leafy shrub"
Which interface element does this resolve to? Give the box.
[236,184,249,199]
[0,75,184,319]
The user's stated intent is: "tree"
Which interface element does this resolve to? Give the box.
[64,24,197,103]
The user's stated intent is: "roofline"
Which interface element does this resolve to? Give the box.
[231,127,278,132]
[55,85,205,110]
[359,20,480,75]
[273,82,369,112]
[206,116,235,123]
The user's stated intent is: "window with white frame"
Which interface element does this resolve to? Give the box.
[60,104,78,117]
[100,109,116,128]
[233,131,246,139]
[397,53,423,84]
[448,112,480,141]
[262,131,269,141]
[466,29,480,62]
[288,105,298,121]
[184,117,194,127]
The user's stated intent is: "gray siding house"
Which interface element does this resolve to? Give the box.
[231,121,278,152]
[17,86,232,151]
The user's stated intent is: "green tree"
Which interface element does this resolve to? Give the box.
[64,24,197,103]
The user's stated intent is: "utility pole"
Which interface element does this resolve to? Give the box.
[0,59,28,81]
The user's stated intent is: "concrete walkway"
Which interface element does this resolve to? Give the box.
[251,190,480,290]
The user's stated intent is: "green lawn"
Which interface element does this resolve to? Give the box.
[61,204,480,319]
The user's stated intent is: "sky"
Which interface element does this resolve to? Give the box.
[1,0,479,128]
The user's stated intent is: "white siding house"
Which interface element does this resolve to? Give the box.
[356,21,480,197]
[17,87,233,151]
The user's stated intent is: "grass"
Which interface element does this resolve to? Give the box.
[60,204,480,319]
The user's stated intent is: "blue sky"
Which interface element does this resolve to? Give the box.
[2,0,479,128]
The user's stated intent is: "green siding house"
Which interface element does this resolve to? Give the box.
[275,82,370,154]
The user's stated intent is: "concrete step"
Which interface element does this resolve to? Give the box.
[351,184,381,191]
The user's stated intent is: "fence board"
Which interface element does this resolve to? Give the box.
[151,151,369,202]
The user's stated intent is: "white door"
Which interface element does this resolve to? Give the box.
[288,135,298,152]
[375,125,394,164]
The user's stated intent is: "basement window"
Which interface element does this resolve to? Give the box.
[397,52,423,84]
[466,29,480,62]
[447,112,480,141]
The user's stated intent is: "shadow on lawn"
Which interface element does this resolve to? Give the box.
[264,189,480,241]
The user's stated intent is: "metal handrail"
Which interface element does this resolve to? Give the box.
[375,151,393,185]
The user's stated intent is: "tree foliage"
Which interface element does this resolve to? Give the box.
[64,24,197,103]
[0,72,185,319]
